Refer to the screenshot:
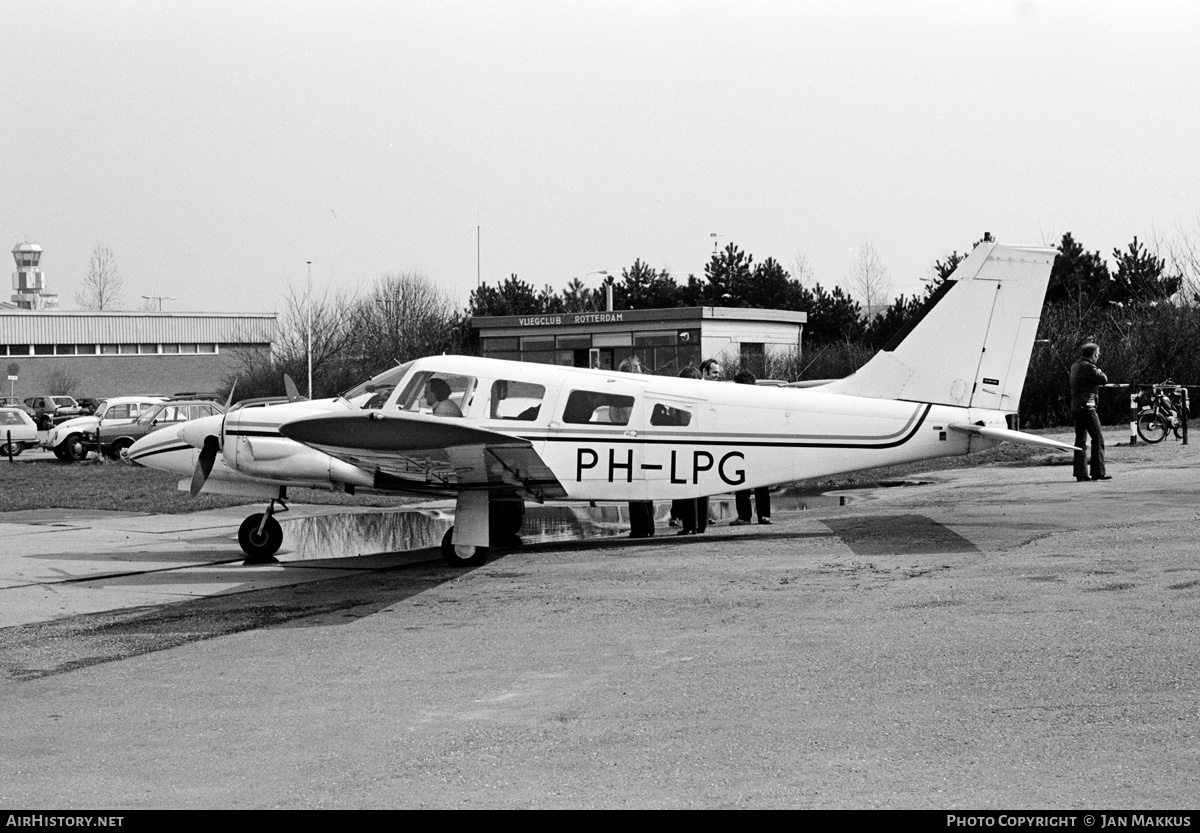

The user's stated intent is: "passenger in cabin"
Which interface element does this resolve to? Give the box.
[425,378,463,418]
[619,356,655,539]
[730,370,772,526]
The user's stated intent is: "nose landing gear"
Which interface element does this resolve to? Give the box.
[238,498,287,562]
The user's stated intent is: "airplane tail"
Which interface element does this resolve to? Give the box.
[820,241,1057,411]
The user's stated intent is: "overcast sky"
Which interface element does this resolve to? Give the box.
[4,0,1198,314]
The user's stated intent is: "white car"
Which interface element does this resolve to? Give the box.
[42,395,167,462]
[1,407,39,457]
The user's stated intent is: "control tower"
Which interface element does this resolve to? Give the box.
[11,242,59,309]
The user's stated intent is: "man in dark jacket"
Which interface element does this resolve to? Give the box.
[1070,341,1110,481]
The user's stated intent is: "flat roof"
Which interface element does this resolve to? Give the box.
[472,306,806,330]
[0,310,277,344]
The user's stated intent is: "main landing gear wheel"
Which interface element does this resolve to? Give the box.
[239,513,283,561]
[441,528,489,568]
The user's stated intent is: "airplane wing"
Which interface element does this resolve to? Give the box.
[947,423,1080,452]
[278,411,568,501]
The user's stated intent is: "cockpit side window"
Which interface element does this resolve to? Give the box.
[489,380,546,421]
[346,362,415,410]
[562,390,636,425]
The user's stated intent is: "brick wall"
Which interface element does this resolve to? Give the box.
[3,346,269,399]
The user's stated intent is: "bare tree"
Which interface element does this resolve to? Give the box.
[791,250,815,286]
[842,241,893,321]
[74,244,124,310]
[273,280,364,393]
[1159,219,1200,304]
[355,270,461,372]
[46,366,81,396]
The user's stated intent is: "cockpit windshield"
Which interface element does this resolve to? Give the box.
[343,362,415,409]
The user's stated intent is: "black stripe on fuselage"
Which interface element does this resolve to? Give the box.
[531,404,933,451]
[130,442,194,460]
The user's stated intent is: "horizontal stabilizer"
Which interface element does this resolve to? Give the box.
[947,423,1079,452]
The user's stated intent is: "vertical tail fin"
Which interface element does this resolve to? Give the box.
[821,241,1056,410]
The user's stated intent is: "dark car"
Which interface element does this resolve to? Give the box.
[88,399,225,461]
[23,395,85,430]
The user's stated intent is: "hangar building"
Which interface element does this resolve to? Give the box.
[0,310,276,399]
[471,306,807,376]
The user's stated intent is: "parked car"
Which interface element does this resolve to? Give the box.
[0,407,39,457]
[0,397,36,418]
[77,398,102,415]
[43,395,167,462]
[22,395,85,431]
[229,396,291,411]
[87,399,225,461]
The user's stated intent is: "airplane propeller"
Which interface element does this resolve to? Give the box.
[188,380,237,496]
[284,373,304,402]
[190,435,220,496]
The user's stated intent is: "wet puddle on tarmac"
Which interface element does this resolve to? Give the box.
[274,486,909,562]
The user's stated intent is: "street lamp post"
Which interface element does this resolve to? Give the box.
[582,270,611,311]
[306,261,313,400]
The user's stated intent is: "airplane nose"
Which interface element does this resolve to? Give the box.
[129,422,186,461]
[179,413,225,450]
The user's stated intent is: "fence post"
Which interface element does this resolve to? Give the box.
[1129,388,1138,446]
[1181,387,1189,446]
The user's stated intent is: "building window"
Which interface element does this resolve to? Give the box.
[101,344,119,355]
[198,343,217,354]
[481,337,519,353]
[633,330,677,347]
[519,336,555,352]
[740,342,765,375]
[34,344,54,355]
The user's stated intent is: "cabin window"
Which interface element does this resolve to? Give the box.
[395,371,476,417]
[489,380,546,421]
[562,390,636,426]
[650,402,693,427]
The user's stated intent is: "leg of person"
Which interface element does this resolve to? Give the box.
[732,489,752,525]
[628,501,654,538]
[696,496,709,533]
[673,498,695,534]
[1085,408,1107,479]
[1072,408,1091,480]
[755,486,771,523]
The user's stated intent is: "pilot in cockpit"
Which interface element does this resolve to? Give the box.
[424,378,463,417]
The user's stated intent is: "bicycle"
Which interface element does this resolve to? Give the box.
[1136,384,1184,444]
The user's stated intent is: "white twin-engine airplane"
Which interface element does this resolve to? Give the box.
[130,241,1075,567]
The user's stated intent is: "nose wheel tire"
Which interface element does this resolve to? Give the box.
[441,528,489,568]
[239,513,284,560]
